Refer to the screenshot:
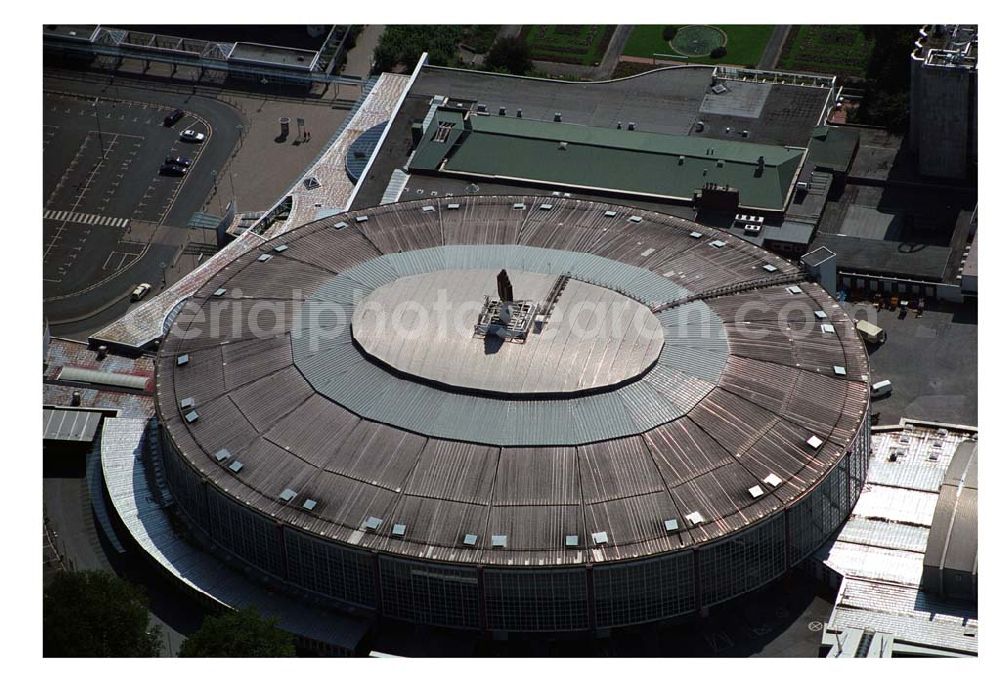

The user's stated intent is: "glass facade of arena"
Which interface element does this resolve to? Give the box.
[483,568,589,632]
[593,551,696,628]
[379,556,481,629]
[162,419,870,633]
[284,528,377,609]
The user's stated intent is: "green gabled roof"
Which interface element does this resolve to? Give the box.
[410,111,806,211]
[807,126,860,173]
[409,109,467,171]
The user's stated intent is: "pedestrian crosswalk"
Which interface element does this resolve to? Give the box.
[43,210,130,228]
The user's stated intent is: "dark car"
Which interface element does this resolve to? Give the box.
[159,163,187,177]
[164,155,192,168]
[163,109,184,127]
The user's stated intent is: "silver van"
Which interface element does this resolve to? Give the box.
[871,379,893,398]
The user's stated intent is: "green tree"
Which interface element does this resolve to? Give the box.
[179,607,296,657]
[44,570,162,657]
[372,25,464,73]
[485,36,534,76]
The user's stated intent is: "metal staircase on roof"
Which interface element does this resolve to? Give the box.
[650,270,809,313]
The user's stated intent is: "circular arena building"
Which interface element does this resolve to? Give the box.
[156,195,870,635]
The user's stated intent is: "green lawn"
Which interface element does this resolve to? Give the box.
[778,26,875,79]
[623,25,775,66]
[520,25,615,66]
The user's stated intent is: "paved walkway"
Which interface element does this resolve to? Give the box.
[341,25,385,78]
[758,25,792,70]
[529,25,633,81]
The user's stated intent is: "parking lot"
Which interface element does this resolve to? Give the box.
[43,92,211,295]
[844,300,978,426]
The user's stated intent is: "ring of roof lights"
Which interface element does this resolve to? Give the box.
[291,245,729,446]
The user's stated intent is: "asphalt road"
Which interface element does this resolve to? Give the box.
[43,72,244,338]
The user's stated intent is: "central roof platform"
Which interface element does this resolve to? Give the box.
[352,269,664,396]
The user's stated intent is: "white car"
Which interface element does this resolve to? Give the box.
[131,282,152,302]
[180,129,206,143]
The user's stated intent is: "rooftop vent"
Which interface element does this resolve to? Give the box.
[213,288,227,297]
[748,485,764,499]
[272,243,289,253]
[228,460,244,473]
[463,533,479,547]
[592,531,609,545]
[565,534,579,548]
[641,247,655,257]
[604,210,618,217]
[686,511,704,525]
[278,488,298,502]
[214,448,231,462]
[678,155,685,165]
[184,410,199,424]
[176,353,190,366]
[689,231,703,239]
[421,205,435,212]
[302,498,318,511]
[391,523,406,538]
[180,397,195,410]
[628,215,643,223]
[806,435,824,450]
[814,310,828,319]
[820,323,835,334]
[709,240,726,248]
[664,519,679,532]
[558,141,568,150]
[616,121,622,129]
[498,106,506,116]
[257,253,273,262]
[516,109,522,118]
[491,534,508,548]
[786,285,803,295]
[362,516,383,531]
[833,365,847,376]
[627,122,636,131]
[716,160,725,168]
[554,112,562,122]
[539,203,553,210]
[332,221,348,230]
[742,130,749,138]
[355,215,369,223]
[97,345,108,360]
[513,202,526,210]
[764,473,782,487]
[762,264,777,273]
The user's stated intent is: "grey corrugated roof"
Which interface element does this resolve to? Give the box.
[42,408,102,443]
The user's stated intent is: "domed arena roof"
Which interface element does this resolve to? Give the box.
[156,195,869,568]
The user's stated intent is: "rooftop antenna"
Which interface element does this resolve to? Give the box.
[497,269,513,303]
